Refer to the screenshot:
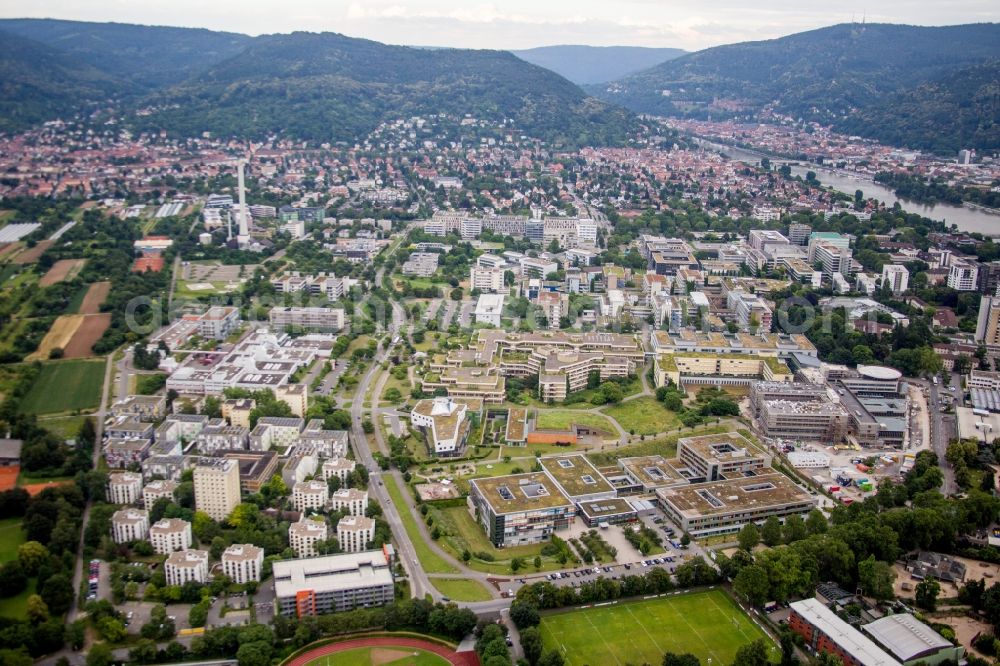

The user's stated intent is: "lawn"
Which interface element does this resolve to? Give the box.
[539,589,777,666]
[534,410,617,435]
[0,578,35,620]
[20,358,105,414]
[0,517,25,563]
[382,476,459,574]
[38,414,88,440]
[431,577,494,602]
[603,397,681,436]
[586,425,730,467]
[304,646,449,666]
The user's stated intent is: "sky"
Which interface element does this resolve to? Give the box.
[1,0,998,50]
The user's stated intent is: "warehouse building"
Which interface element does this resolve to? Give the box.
[862,614,963,666]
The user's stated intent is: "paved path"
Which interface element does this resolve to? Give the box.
[283,636,479,666]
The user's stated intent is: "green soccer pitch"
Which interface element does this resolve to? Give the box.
[538,589,778,666]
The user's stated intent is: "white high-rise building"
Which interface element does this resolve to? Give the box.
[336,515,375,553]
[469,265,507,294]
[149,518,193,554]
[289,518,328,558]
[322,458,356,484]
[165,549,209,586]
[222,544,264,584]
[948,260,979,291]
[193,457,241,522]
[330,488,368,516]
[881,264,909,295]
[142,480,178,510]
[292,480,329,512]
[107,471,143,505]
[111,508,149,544]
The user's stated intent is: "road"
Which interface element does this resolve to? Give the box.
[926,377,958,495]
[347,262,438,600]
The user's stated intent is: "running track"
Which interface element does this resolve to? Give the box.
[284,636,480,666]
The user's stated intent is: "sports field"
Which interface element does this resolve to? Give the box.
[539,589,777,666]
[20,359,105,414]
[304,646,449,665]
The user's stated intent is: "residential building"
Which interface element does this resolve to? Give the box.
[401,252,440,277]
[104,437,153,469]
[250,417,304,451]
[195,420,249,453]
[470,472,575,547]
[330,488,368,516]
[947,260,979,291]
[111,395,167,421]
[321,458,356,484]
[142,480,178,510]
[222,451,280,493]
[165,549,210,586]
[289,518,329,558]
[292,480,329,512]
[469,265,507,294]
[193,457,241,522]
[149,518,192,554]
[536,291,568,329]
[111,508,149,544]
[107,471,143,505]
[222,544,264,584]
[336,515,375,553]
[272,550,394,617]
[977,296,1000,346]
[881,265,909,295]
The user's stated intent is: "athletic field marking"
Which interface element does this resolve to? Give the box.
[582,611,623,666]
[624,603,667,656]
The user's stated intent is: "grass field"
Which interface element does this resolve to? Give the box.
[0,578,35,620]
[383,477,459,574]
[539,590,777,666]
[603,397,681,436]
[20,358,105,414]
[305,646,449,666]
[0,517,25,563]
[535,410,617,435]
[430,577,494,602]
[38,414,88,440]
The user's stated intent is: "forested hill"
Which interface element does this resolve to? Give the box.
[0,18,252,87]
[0,30,124,133]
[591,22,1000,153]
[511,45,686,85]
[134,31,637,147]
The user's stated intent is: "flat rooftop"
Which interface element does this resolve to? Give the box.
[471,472,573,514]
[272,550,392,598]
[656,472,814,519]
[618,455,688,489]
[539,454,615,498]
[578,497,637,520]
[678,432,767,464]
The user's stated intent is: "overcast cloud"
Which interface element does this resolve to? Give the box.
[1,0,997,50]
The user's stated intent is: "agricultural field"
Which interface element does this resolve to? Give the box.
[38,259,86,287]
[602,397,681,436]
[19,358,105,414]
[30,312,110,359]
[539,590,777,666]
[534,410,617,435]
[78,281,110,314]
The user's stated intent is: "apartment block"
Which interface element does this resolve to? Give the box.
[336,515,375,553]
[142,480,178,510]
[165,549,209,586]
[292,480,329,512]
[107,471,142,505]
[330,488,368,516]
[111,508,149,544]
[289,518,329,558]
[222,544,264,584]
[149,518,192,554]
[193,457,241,522]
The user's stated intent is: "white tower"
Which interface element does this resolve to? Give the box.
[236,160,250,244]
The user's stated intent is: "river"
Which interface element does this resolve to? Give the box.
[700,140,1000,237]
